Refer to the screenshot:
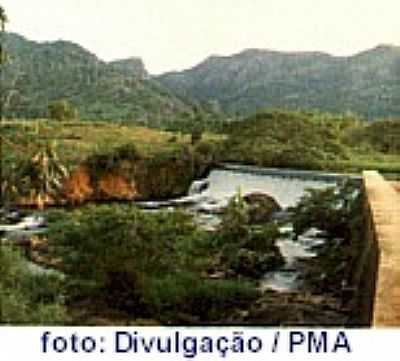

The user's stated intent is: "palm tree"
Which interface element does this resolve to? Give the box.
[5,143,69,209]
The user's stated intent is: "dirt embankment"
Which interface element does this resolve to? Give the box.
[61,150,212,204]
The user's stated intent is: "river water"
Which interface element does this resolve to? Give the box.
[138,165,357,291]
[1,165,359,290]
[200,167,339,207]
[192,167,341,292]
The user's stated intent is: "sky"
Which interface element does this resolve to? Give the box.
[1,0,400,74]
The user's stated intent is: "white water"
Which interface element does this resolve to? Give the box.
[136,167,341,214]
[135,167,341,291]
[260,228,326,292]
[190,168,339,292]
[1,166,351,289]
[0,215,45,232]
[201,169,336,208]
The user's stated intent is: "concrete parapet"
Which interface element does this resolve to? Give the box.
[390,181,400,194]
[363,171,400,327]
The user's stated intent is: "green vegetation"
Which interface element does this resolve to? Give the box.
[213,193,284,278]
[44,204,272,324]
[146,275,258,323]
[288,180,364,297]
[158,46,400,119]
[221,110,400,173]
[0,247,66,324]
[290,180,361,240]
[3,144,68,207]
[0,6,7,58]
[1,33,196,124]
[2,109,399,207]
[1,119,223,206]
[48,99,78,121]
[3,109,400,179]
[4,30,400,121]
[2,120,222,168]
[1,9,398,326]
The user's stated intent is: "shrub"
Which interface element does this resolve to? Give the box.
[243,224,281,253]
[215,192,284,277]
[49,205,196,313]
[48,99,78,121]
[288,180,364,297]
[0,247,66,325]
[289,180,361,239]
[85,143,142,179]
[218,191,249,240]
[145,273,260,323]
[222,110,353,170]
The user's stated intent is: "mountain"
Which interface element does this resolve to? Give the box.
[4,32,400,121]
[108,57,149,79]
[1,33,193,123]
[157,46,400,118]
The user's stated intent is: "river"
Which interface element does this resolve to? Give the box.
[1,164,360,290]
[138,165,360,292]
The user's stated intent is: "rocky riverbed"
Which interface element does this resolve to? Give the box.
[1,166,361,326]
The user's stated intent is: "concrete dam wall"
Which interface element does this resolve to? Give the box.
[361,171,400,327]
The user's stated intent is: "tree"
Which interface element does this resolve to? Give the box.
[9,144,69,209]
[0,6,6,27]
[48,99,78,121]
[0,5,8,205]
[190,105,204,145]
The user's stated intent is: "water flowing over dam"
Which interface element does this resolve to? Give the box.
[1,165,359,288]
[4,165,398,326]
[137,164,359,292]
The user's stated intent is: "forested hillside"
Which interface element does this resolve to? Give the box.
[2,33,194,124]
[158,46,400,118]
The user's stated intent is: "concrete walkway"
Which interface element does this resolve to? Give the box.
[363,171,400,326]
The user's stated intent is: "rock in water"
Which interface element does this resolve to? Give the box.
[188,179,209,196]
[243,192,282,224]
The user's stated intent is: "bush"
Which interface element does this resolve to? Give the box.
[193,140,220,163]
[85,143,142,178]
[47,204,268,322]
[145,273,260,323]
[288,180,364,296]
[218,191,249,240]
[243,225,281,253]
[215,192,284,277]
[0,247,66,325]
[49,205,196,313]
[222,110,352,170]
[289,180,360,239]
[48,99,78,121]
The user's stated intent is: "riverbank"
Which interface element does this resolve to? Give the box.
[2,109,397,325]
[221,110,400,174]
[3,112,400,209]
[1,167,364,326]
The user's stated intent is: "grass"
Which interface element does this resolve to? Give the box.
[221,110,400,175]
[331,155,400,174]
[2,119,224,168]
[0,246,67,325]
[3,110,400,180]
[3,110,398,325]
